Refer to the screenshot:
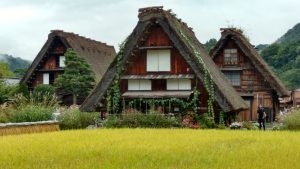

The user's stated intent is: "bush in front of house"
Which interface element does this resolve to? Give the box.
[58,108,99,130]
[195,113,216,129]
[10,105,54,123]
[282,109,300,130]
[102,111,180,128]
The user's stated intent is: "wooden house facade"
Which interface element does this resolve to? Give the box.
[210,28,289,121]
[20,30,116,105]
[80,7,248,117]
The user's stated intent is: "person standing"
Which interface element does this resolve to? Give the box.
[257,104,266,130]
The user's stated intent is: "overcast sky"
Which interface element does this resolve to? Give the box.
[0,0,299,61]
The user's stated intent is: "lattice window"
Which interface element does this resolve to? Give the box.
[224,49,238,65]
[224,71,241,86]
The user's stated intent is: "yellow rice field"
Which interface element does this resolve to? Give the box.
[0,129,299,169]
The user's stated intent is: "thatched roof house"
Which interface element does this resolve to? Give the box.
[80,6,248,113]
[20,30,116,104]
[209,28,289,121]
[210,28,289,97]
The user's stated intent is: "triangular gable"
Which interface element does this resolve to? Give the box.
[210,28,289,97]
[80,6,248,112]
[20,30,116,85]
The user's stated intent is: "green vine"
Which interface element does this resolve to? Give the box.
[127,88,200,115]
[106,38,128,113]
[179,30,215,119]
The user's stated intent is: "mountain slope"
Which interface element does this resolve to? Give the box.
[0,54,30,72]
[261,23,300,89]
[276,23,300,44]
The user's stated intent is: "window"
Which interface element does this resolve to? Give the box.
[224,71,240,86]
[43,73,49,84]
[128,80,151,90]
[59,56,65,67]
[167,79,191,90]
[224,49,238,65]
[147,50,170,71]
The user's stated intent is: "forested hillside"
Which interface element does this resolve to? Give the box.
[0,54,30,77]
[261,23,300,89]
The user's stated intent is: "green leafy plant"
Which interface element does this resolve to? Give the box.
[282,109,300,130]
[58,108,99,130]
[10,105,54,123]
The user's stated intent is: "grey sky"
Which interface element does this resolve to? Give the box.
[0,0,299,61]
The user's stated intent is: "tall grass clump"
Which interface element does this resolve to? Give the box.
[58,108,99,130]
[10,105,54,123]
[3,90,58,123]
[282,109,300,130]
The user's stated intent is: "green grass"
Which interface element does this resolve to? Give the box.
[0,129,300,169]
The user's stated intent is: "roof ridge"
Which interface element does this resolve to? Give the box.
[50,29,114,48]
[138,6,195,35]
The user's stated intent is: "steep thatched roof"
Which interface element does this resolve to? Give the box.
[210,28,289,97]
[20,30,116,84]
[80,6,248,112]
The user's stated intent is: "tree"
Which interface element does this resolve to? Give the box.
[203,38,217,52]
[0,62,15,78]
[54,49,95,105]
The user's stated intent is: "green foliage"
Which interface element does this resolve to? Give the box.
[14,68,28,78]
[106,38,127,113]
[203,38,217,52]
[10,105,54,123]
[102,112,180,128]
[0,54,30,72]
[179,29,215,118]
[58,108,98,130]
[241,121,253,130]
[261,23,300,89]
[0,62,15,77]
[0,80,19,104]
[33,84,55,100]
[13,92,58,108]
[276,23,300,44]
[195,113,216,129]
[282,109,300,130]
[54,48,95,104]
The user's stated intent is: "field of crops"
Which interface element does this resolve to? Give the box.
[0,129,299,169]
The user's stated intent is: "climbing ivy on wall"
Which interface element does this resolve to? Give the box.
[127,87,200,115]
[106,38,127,113]
[179,30,215,119]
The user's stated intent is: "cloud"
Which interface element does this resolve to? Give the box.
[0,0,299,61]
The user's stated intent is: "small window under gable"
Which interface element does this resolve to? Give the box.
[224,49,238,65]
[43,73,49,85]
[167,79,191,90]
[147,50,170,72]
[59,56,65,67]
[223,71,240,86]
[128,80,151,91]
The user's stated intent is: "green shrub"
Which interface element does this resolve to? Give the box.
[58,108,98,130]
[33,84,55,96]
[10,105,54,123]
[80,112,99,128]
[0,106,14,123]
[242,121,253,130]
[102,112,180,128]
[196,113,216,129]
[282,109,300,130]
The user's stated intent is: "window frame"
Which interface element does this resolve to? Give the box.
[128,79,152,91]
[223,71,241,86]
[146,49,171,72]
[166,79,192,90]
[224,49,238,65]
